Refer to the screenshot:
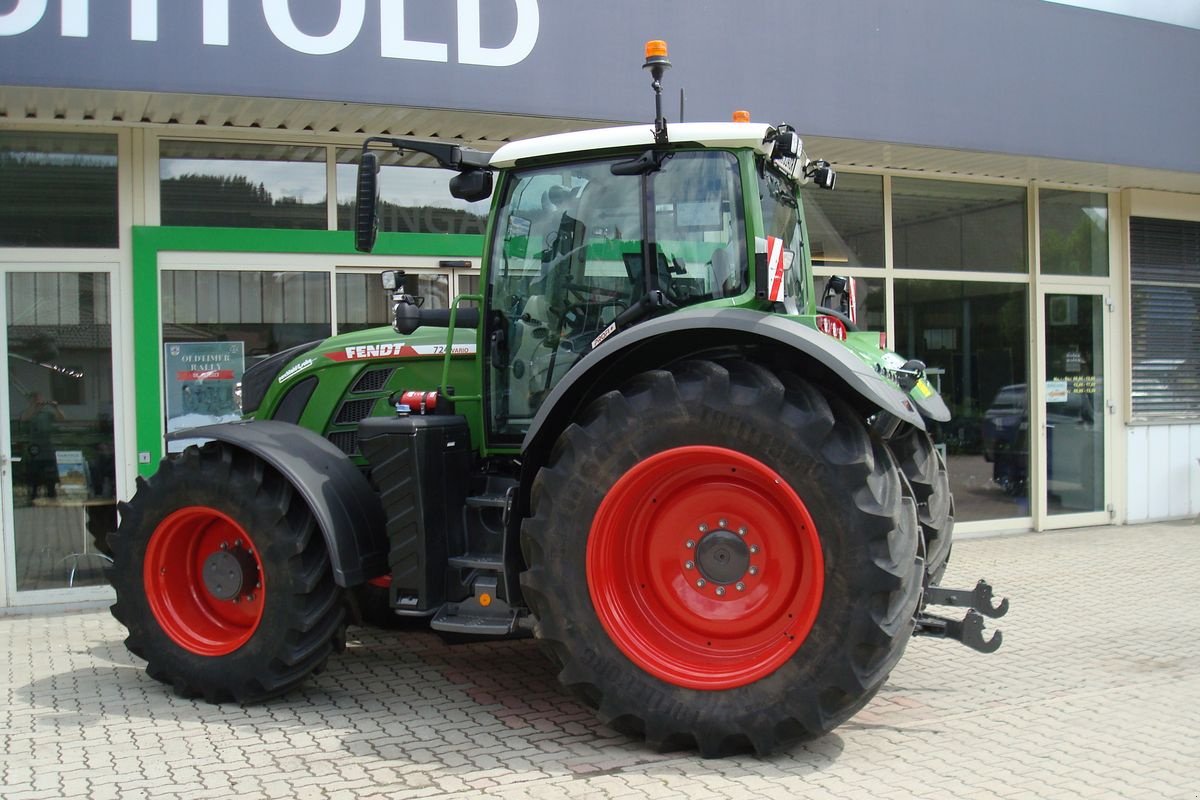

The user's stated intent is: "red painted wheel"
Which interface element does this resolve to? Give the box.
[587,446,824,690]
[143,506,264,657]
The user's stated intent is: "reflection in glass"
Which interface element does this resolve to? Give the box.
[336,272,448,335]
[8,273,116,590]
[0,132,119,247]
[1045,295,1105,514]
[893,178,1027,273]
[814,273,885,331]
[160,141,327,229]
[162,269,330,353]
[1040,190,1109,276]
[895,280,1029,521]
[336,150,488,235]
[802,172,884,268]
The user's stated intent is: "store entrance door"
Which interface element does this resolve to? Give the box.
[1038,291,1110,527]
[1,269,118,603]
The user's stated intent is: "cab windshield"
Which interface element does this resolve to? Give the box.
[486,150,745,438]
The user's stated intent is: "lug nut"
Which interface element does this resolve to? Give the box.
[696,579,706,588]
[698,523,708,533]
[686,539,695,549]
[684,560,695,570]
[748,566,759,576]
[737,527,747,536]
[736,582,746,592]
[750,545,759,554]
[718,518,728,528]
[219,542,228,550]
[715,586,726,596]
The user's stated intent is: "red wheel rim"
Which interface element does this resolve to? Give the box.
[143,506,265,656]
[587,446,824,690]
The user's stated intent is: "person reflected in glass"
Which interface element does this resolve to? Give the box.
[20,391,64,500]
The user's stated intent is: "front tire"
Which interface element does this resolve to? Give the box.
[108,443,345,702]
[520,359,922,756]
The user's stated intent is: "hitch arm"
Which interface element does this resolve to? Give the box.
[915,609,1003,654]
[924,579,1009,619]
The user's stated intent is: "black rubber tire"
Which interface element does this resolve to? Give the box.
[86,503,117,558]
[108,442,345,703]
[888,426,954,587]
[520,359,922,757]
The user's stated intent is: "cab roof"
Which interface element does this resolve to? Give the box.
[489,122,775,169]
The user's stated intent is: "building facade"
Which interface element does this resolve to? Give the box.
[1,0,1198,607]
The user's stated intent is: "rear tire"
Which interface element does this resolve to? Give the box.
[108,443,345,702]
[520,359,921,756]
[889,427,954,587]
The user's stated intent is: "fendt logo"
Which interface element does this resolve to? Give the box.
[0,0,541,66]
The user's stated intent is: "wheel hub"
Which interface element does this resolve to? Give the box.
[202,544,258,601]
[695,529,749,584]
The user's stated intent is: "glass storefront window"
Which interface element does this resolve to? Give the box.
[893,178,1027,273]
[1039,189,1109,276]
[7,272,115,590]
[160,141,327,229]
[335,150,489,235]
[336,271,448,335]
[0,132,118,248]
[895,279,1030,521]
[161,269,330,440]
[803,172,884,268]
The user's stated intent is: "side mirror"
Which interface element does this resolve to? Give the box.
[354,151,381,253]
[449,170,493,203]
[820,275,858,325]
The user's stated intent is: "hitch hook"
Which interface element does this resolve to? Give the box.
[915,609,1003,654]
[924,578,1009,619]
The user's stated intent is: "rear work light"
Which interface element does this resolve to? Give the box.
[815,315,848,341]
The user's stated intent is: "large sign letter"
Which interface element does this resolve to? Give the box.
[203,0,229,46]
[0,0,48,36]
[380,0,447,62]
[262,0,365,55]
[60,0,86,37]
[131,0,157,41]
[457,0,538,67]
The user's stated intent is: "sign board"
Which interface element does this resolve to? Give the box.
[164,341,244,451]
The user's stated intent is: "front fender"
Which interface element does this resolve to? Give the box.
[168,420,387,587]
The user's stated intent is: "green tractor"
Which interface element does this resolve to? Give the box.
[108,42,1006,757]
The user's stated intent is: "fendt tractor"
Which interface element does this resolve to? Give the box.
[108,43,1008,757]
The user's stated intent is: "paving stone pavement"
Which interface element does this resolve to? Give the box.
[2,520,1198,800]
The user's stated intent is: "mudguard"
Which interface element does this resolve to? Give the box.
[168,420,387,587]
[522,307,927,459]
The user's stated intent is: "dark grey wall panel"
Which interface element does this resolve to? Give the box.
[1,0,1197,173]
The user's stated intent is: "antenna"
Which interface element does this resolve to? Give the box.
[643,40,672,144]
[679,88,686,123]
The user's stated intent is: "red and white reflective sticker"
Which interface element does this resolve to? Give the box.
[766,236,786,302]
[325,343,477,362]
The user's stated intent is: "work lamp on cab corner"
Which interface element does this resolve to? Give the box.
[105,35,1007,760]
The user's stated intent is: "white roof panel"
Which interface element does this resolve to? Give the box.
[489,122,774,168]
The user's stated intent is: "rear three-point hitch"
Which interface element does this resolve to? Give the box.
[915,579,1009,654]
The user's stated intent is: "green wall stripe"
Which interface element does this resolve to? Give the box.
[132,226,484,475]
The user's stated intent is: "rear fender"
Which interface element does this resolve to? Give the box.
[167,420,387,587]
[521,308,926,479]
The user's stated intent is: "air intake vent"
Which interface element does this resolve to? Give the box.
[335,398,377,425]
[352,367,394,393]
[327,431,359,455]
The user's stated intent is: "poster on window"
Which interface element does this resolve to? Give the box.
[164,342,244,451]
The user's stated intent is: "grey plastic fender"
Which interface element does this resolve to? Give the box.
[168,420,387,587]
[522,307,926,457]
